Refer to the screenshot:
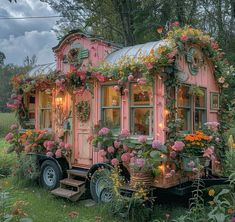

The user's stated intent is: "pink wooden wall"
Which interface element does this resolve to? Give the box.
[48,33,219,166]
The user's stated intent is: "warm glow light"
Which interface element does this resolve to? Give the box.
[159,165,164,171]
[56,97,63,106]
[164,109,170,115]
[159,123,164,128]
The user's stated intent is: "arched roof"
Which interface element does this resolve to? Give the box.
[27,63,56,77]
[105,40,168,64]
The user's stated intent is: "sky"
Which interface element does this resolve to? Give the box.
[0,0,58,65]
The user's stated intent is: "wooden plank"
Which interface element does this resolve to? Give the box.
[51,188,79,198]
[67,169,88,178]
[60,178,85,187]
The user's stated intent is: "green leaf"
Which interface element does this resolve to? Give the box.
[150,150,161,160]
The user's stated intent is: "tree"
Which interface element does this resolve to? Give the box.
[0,52,6,66]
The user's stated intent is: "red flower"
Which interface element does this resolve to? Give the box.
[170,21,180,27]
[211,42,219,50]
[180,35,188,42]
[156,26,163,34]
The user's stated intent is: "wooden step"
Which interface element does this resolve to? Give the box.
[51,188,79,199]
[60,178,85,188]
[67,169,88,178]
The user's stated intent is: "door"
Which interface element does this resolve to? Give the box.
[74,90,93,166]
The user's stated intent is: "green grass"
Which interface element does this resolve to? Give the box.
[0,112,16,137]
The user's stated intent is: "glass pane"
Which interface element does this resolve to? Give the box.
[132,108,153,136]
[178,108,191,131]
[194,109,206,130]
[212,94,219,109]
[131,84,153,106]
[195,89,206,107]
[103,109,120,131]
[177,86,190,107]
[40,109,52,129]
[40,93,52,108]
[103,86,120,107]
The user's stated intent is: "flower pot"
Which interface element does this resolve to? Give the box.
[181,154,209,172]
[129,169,153,188]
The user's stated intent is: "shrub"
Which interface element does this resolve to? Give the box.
[0,113,16,138]
[0,140,16,178]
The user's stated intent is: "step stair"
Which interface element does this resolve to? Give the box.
[51,169,88,201]
[67,169,88,179]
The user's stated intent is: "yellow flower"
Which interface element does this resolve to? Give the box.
[208,189,215,197]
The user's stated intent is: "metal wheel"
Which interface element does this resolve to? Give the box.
[43,166,56,187]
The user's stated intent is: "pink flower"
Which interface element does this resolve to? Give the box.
[172,141,185,151]
[107,146,115,153]
[59,142,65,148]
[145,62,153,70]
[120,129,130,137]
[211,42,219,49]
[118,79,123,85]
[65,143,72,149]
[55,149,62,158]
[98,149,107,158]
[188,160,195,168]
[46,152,53,157]
[203,147,214,159]
[170,151,177,158]
[152,139,162,149]
[114,140,121,148]
[5,132,14,142]
[37,133,44,140]
[167,49,177,59]
[138,135,147,143]
[98,127,110,136]
[121,153,131,162]
[7,103,18,109]
[123,144,129,151]
[170,21,180,27]
[137,78,147,85]
[113,85,120,91]
[111,158,119,166]
[180,35,188,42]
[10,124,18,130]
[123,88,129,94]
[95,73,106,82]
[135,158,145,168]
[43,140,49,148]
[128,75,134,81]
[130,157,135,163]
[192,168,199,173]
[170,169,175,175]
[16,95,22,101]
[165,173,173,179]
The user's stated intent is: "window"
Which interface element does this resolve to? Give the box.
[130,83,153,136]
[101,85,121,132]
[39,92,52,129]
[177,85,206,132]
[23,94,36,129]
[210,92,219,110]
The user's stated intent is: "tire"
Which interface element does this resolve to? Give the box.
[39,160,62,190]
[90,168,113,203]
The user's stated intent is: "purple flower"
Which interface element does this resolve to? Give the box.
[170,151,177,158]
[172,141,185,151]
[152,139,162,149]
[135,158,145,168]
[5,132,14,142]
[120,129,130,137]
[98,127,110,136]
[138,135,147,143]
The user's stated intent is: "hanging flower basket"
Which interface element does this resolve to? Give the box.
[129,169,153,188]
[181,154,210,172]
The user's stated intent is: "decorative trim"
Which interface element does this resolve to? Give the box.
[210,92,220,110]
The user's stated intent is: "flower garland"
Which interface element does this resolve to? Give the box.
[76,101,90,122]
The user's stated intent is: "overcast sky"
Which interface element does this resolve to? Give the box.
[0,0,58,65]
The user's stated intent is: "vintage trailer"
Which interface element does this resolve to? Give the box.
[14,29,226,202]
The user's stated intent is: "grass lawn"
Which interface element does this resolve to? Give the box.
[0,138,188,222]
[0,112,16,137]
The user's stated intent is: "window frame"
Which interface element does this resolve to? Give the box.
[177,84,207,133]
[129,82,154,137]
[38,91,52,130]
[100,84,121,132]
[210,92,220,111]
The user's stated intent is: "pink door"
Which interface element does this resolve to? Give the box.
[74,90,93,166]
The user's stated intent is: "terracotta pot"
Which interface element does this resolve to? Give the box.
[129,169,153,188]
